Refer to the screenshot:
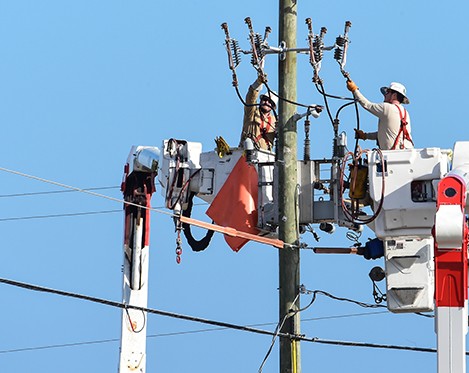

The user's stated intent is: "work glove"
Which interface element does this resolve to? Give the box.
[346,80,358,92]
[354,129,366,140]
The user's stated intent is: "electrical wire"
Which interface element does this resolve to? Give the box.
[316,81,337,125]
[0,204,209,223]
[0,166,175,218]
[264,81,313,109]
[0,339,121,354]
[0,311,390,355]
[0,186,120,198]
[124,306,146,333]
[311,338,438,353]
[299,288,386,314]
[0,210,122,222]
[0,277,444,356]
[258,293,300,372]
[258,313,290,372]
[0,169,443,358]
[315,82,355,101]
[335,101,356,120]
[234,83,260,108]
[300,288,433,319]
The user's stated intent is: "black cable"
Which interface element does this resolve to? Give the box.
[353,97,361,154]
[259,293,300,372]
[124,306,146,333]
[335,101,356,120]
[0,278,436,352]
[182,192,215,252]
[258,312,290,372]
[299,289,387,314]
[0,277,448,356]
[301,288,433,319]
[316,81,335,125]
[264,81,311,109]
[234,76,320,114]
[234,83,259,108]
[311,338,438,354]
[313,79,363,158]
[0,277,284,338]
[315,82,355,101]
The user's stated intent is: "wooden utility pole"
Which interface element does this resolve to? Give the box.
[278,1,301,372]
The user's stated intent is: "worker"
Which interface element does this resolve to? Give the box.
[239,74,278,151]
[346,80,414,150]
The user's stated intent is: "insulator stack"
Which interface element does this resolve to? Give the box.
[333,47,343,61]
[335,36,346,47]
[313,36,324,62]
[229,39,241,68]
[304,118,311,161]
[250,33,265,65]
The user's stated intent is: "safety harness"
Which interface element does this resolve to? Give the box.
[254,114,274,150]
[391,104,414,150]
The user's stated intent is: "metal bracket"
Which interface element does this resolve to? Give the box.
[279,41,287,61]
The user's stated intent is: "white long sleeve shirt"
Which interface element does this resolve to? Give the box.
[353,89,413,150]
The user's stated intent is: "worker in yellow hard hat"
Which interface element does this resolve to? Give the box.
[347,80,414,150]
[239,73,278,152]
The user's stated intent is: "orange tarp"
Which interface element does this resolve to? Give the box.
[206,155,260,252]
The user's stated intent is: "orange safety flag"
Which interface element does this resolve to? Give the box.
[206,155,260,251]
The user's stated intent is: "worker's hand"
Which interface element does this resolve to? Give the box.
[257,70,267,84]
[354,129,366,140]
[347,80,358,92]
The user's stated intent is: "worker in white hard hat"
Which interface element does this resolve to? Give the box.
[239,73,278,151]
[346,80,414,150]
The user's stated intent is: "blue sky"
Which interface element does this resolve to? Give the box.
[0,1,468,372]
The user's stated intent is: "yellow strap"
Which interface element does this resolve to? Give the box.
[291,339,298,373]
[214,136,231,158]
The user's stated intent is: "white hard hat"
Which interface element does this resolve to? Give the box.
[380,82,410,104]
[260,91,278,109]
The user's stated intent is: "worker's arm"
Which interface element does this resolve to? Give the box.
[346,80,387,118]
[245,75,263,104]
[240,76,263,146]
[365,131,378,140]
[353,90,386,118]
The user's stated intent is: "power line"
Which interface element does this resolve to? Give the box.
[0,277,447,355]
[0,203,209,222]
[0,311,390,355]
[0,210,122,222]
[0,166,175,218]
[0,186,120,198]
[0,167,208,223]
[0,339,120,354]
[0,168,443,358]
